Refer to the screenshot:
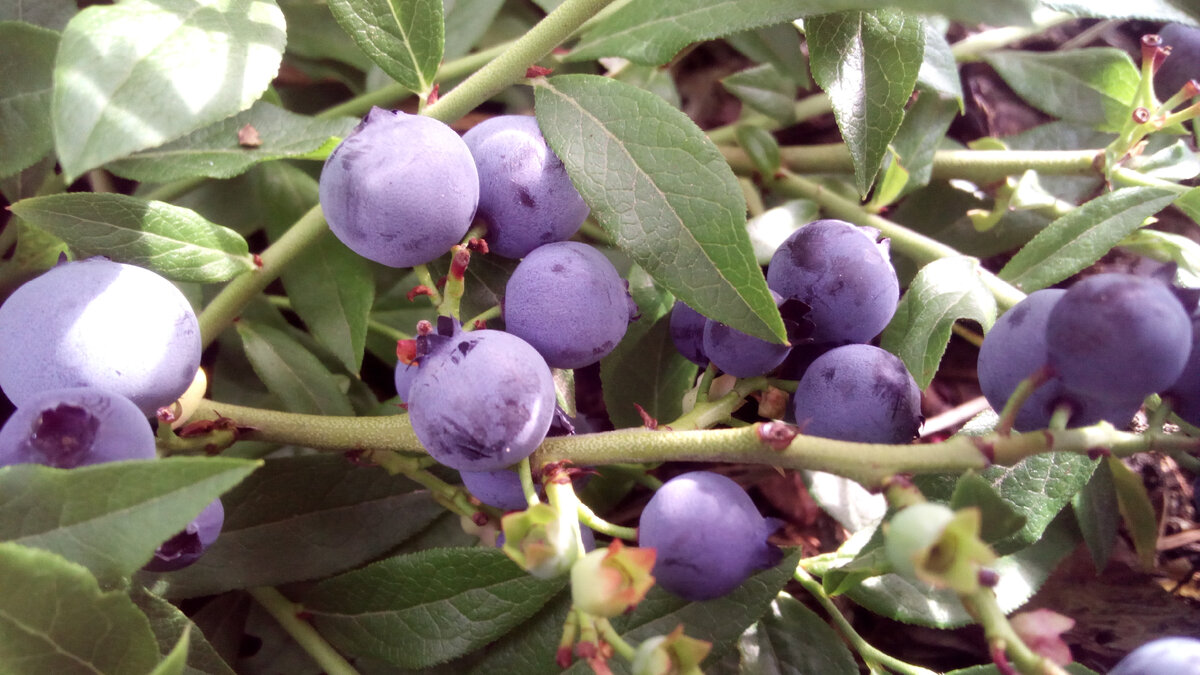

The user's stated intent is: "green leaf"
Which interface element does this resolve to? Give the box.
[107,102,358,182]
[722,64,797,125]
[140,454,444,599]
[747,200,819,265]
[998,187,1177,292]
[52,0,287,180]
[564,548,804,673]
[328,0,443,96]
[881,256,997,389]
[535,74,785,344]
[303,547,567,669]
[9,193,255,283]
[950,664,1100,675]
[1119,228,1200,288]
[0,0,77,30]
[1072,459,1119,574]
[131,587,237,675]
[568,0,1036,66]
[236,319,357,416]
[889,90,959,197]
[735,125,782,178]
[1174,185,1200,225]
[463,591,572,675]
[737,592,859,675]
[844,512,1078,628]
[0,543,159,673]
[949,472,1027,545]
[983,49,1140,132]
[261,164,375,374]
[0,458,258,587]
[444,0,504,60]
[918,23,963,106]
[1106,455,1158,570]
[1041,0,1199,23]
[0,22,58,178]
[807,10,924,196]
[726,23,809,87]
[601,266,697,428]
[147,626,190,675]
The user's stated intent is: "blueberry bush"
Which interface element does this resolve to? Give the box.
[2,1,1200,674]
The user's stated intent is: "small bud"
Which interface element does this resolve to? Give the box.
[884,503,997,594]
[237,123,262,147]
[450,245,471,280]
[526,65,554,78]
[1132,107,1151,124]
[1010,609,1075,666]
[501,503,580,578]
[571,540,656,617]
[630,626,711,675]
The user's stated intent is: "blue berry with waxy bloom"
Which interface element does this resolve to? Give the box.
[0,258,201,415]
[638,471,782,601]
[668,301,708,366]
[463,115,590,259]
[1109,636,1200,675]
[318,107,479,268]
[144,498,225,572]
[0,387,156,468]
[791,344,922,444]
[503,241,634,369]
[702,291,791,378]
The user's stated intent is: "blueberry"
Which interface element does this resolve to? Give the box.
[1109,636,1200,675]
[638,471,782,601]
[0,387,156,468]
[766,219,899,344]
[791,344,922,444]
[407,329,556,471]
[463,115,590,259]
[1155,24,1200,103]
[1046,273,1191,404]
[319,107,480,268]
[0,259,201,415]
[668,301,708,366]
[460,468,529,511]
[144,498,225,572]
[503,242,633,369]
[703,291,791,378]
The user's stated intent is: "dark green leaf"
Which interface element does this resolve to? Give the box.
[726,23,809,87]
[1073,458,1119,574]
[881,256,997,389]
[280,2,374,72]
[808,10,924,196]
[844,513,1078,628]
[984,453,1098,554]
[610,61,683,109]
[1106,455,1158,570]
[464,591,572,675]
[1175,185,1200,225]
[737,593,858,675]
[303,547,567,669]
[889,91,959,197]
[569,0,1035,66]
[236,319,357,415]
[535,74,785,343]
[0,543,159,673]
[0,22,58,178]
[722,64,797,125]
[0,458,257,587]
[736,125,782,181]
[918,23,963,106]
[140,455,444,599]
[998,187,1177,292]
[131,587,238,675]
[1041,1,1199,22]
[328,0,443,95]
[10,193,255,283]
[261,164,375,374]
[564,549,804,673]
[0,0,77,30]
[107,102,358,182]
[950,472,1027,545]
[983,49,1140,132]
[602,266,696,428]
[52,0,287,180]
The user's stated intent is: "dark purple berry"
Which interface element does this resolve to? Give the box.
[668,301,708,366]
[791,344,921,443]
[144,498,224,572]
[0,387,156,468]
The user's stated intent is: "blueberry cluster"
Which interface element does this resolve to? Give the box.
[670,218,921,444]
[0,258,221,571]
[979,273,1195,431]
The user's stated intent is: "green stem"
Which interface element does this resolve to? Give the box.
[950,10,1075,63]
[317,42,513,120]
[191,400,1200,488]
[595,618,637,661]
[464,304,502,329]
[411,264,444,305]
[248,587,360,675]
[578,220,616,246]
[198,204,329,347]
[519,456,542,507]
[669,377,765,430]
[706,93,832,145]
[794,567,937,675]
[367,450,493,520]
[424,0,620,124]
[1111,166,1191,194]
[576,500,638,541]
[960,587,1071,675]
